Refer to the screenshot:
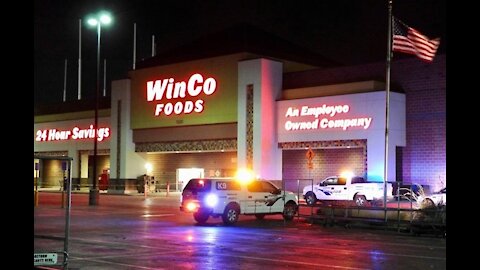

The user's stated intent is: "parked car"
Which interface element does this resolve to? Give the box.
[419,187,446,208]
[303,175,393,206]
[180,177,298,225]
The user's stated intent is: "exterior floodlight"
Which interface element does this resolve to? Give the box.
[86,10,113,206]
[100,14,112,24]
[87,12,112,27]
[145,163,153,174]
[87,18,98,26]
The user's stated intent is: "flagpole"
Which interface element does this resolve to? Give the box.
[78,19,82,100]
[152,34,156,57]
[103,59,107,97]
[133,23,136,70]
[63,59,68,102]
[383,0,393,221]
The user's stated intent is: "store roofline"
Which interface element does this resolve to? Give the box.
[34,96,111,116]
[135,23,340,70]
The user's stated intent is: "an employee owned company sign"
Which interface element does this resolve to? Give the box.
[283,104,372,131]
[146,73,217,117]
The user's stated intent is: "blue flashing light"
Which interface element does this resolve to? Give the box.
[205,194,218,207]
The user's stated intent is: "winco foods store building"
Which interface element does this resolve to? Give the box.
[34,33,445,194]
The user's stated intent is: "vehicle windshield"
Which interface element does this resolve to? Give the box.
[183,179,212,192]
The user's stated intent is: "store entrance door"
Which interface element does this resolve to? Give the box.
[176,168,204,191]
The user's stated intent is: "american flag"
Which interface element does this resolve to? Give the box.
[392,17,440,62]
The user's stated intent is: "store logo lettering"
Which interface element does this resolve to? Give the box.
[146,73,217,116]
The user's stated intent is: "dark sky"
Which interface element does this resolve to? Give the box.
[34,0,446,105]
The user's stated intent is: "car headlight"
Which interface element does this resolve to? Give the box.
[205,194,218,207]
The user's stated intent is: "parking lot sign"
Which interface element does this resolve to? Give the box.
[34,253,58,266]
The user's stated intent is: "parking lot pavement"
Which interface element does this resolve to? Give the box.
[34,192,445,270]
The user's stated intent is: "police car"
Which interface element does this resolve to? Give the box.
[180,177,298,225]
[303,175,393,206]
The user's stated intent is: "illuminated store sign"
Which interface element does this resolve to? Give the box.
[146,73,217,116]
[35,125,110,142]
[284,104,372,131]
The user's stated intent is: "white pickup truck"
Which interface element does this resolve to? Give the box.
[303,175,393,206]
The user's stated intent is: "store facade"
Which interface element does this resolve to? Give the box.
[34,112,111,189]
[34,49,445,193]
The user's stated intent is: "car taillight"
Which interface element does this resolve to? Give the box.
[186,201,198,212]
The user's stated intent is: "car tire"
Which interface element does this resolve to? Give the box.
[193,212,209,224]
[222,203,240,225]
[255,214,265,220]
[283,201,297,221]
[354,195,367,207]
[305,192,317,206]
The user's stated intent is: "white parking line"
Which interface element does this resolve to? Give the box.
[71,250,187,261]
[141,213,175,218]
[222,253,371,270]
[71,249,369,270]
[74,257,165,270]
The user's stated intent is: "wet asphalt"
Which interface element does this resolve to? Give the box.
[34,192,446,270]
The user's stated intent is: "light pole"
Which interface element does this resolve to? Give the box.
[87,12,112,205]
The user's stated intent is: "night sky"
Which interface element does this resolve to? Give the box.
[34,0,446,105]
